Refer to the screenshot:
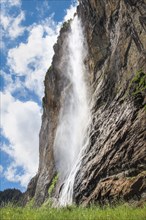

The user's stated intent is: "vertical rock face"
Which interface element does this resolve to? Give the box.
[74,0,146,205]
[34,24,74,206]
[24,24,71,206]
[26,0,146,206]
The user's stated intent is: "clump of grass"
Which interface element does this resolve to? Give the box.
[25,198,35,209]
[48,174,59,197]
[0,203,146,220]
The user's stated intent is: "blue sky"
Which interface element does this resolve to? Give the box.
[0,0,77,192]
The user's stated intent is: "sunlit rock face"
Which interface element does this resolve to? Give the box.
[23,24,72,206]
[26,0,146,207]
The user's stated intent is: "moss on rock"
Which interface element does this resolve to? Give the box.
[129,70,146,96]
[48,174,59,197]
[129,70,146,108]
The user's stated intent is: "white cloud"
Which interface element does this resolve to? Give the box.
[0,165,3,179]
[36,0,50,18]
[1,0,21,7]
[8,11,25,39]
[0,92,41,187]
[10,0,21,6]
[0,0,24,45]
[0,165,3,174]
[1,14,11,30]
[4,165,33,188]
[0,70,23,94]
[64,2,78,22]
[4,166,19,183]
[1,11,25,39]
[7,18,59,98]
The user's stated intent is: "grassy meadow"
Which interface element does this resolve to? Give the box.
[0,203,146,220]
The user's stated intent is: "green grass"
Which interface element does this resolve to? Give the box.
[0,203,146,220]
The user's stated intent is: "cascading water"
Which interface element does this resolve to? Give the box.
[54,15,91,206]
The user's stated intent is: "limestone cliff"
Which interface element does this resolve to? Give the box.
[26,0,146,206]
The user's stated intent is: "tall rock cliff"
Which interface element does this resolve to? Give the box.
[25,0,146,206]
[74,0,146,205]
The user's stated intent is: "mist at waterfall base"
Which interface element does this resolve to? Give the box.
[53,16,91,206]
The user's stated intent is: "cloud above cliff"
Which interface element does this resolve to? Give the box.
[0,0,24,49]
[0,92,41,187]
[0,0,77,189]
[64,3,77,22]
[7,18,59,98]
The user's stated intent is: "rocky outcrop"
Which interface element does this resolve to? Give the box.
[26,0,146,206]
[81,171,146,206]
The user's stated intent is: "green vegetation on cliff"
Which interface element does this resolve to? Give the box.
[48,174,59,197]
[0,204,146,220]
[128,70,146,109]
[129,70,146,96]
[62,20,71,30]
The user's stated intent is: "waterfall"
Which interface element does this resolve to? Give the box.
[54,16,91,206]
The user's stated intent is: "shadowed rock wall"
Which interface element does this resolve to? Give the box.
[74,0,146,205]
